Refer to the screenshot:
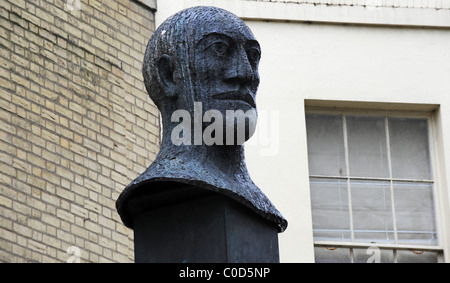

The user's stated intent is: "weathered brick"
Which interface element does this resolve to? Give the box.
[1,227,17,243]
[56,209,74,223]
[27,219,46,233]
[12,223,32,238]
[0,195,12,208]
[84,220,101,234]
[55,187,75,202]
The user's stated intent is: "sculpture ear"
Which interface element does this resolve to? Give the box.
[156,55,177,98]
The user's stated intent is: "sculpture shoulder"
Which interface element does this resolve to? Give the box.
[116,157,287,232]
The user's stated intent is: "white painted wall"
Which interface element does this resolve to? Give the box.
[156,0,450,28]
[246,20,450,263]
[155,0,450,262]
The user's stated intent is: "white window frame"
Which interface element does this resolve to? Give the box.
[305,106,446,263]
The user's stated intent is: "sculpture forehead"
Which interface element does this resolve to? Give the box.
[173,7,256,44]
[196,15,254,41]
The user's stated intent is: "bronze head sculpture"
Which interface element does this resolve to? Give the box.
[116,6,287,233]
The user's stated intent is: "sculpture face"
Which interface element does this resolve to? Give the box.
[191,21,261,117]
[186,10,261,144]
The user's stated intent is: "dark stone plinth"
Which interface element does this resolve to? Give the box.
[130,185,279,263]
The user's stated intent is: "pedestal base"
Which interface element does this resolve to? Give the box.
[133,192,280,263]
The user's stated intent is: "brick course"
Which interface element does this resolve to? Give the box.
[0,0,159,262]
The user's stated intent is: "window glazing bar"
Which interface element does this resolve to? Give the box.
[342,115,355,245]
[314,241,443,251]
[385,116,399,248]
[309,175,434,183]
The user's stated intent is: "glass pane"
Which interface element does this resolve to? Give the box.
[306,114,347,176]
[346,115,389,178]
[314,246,351,263]
[397,250,439,263]
[310,178,351,242]
[389,117,431,180]
[350,180,395,244]
[394,182,437,245]
[353,247,394,263]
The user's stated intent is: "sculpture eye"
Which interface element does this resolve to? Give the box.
[209,41,229,57]
[247,47,261,63]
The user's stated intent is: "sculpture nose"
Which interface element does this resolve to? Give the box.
[224,46,255,88]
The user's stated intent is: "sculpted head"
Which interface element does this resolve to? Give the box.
[142,6,260,145]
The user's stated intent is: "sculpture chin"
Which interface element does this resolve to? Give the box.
[223,116,257,145]
[214,107,257,146]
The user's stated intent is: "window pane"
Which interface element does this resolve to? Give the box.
[353,247,394,263]
[314,246,351,263]
[394,182,437,246]
[346,115,389,178]
[351,180,395,244]
[310,178,351,242]
[306,114,346,176]
[397,250,439,263]
[389,118,431,180]
[307,113,440,263]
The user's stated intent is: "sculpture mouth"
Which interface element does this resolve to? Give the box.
[212,91,256,108]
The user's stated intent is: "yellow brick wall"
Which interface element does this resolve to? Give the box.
[0,0,159,262]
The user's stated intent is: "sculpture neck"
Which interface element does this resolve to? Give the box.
[159,118,250,179]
